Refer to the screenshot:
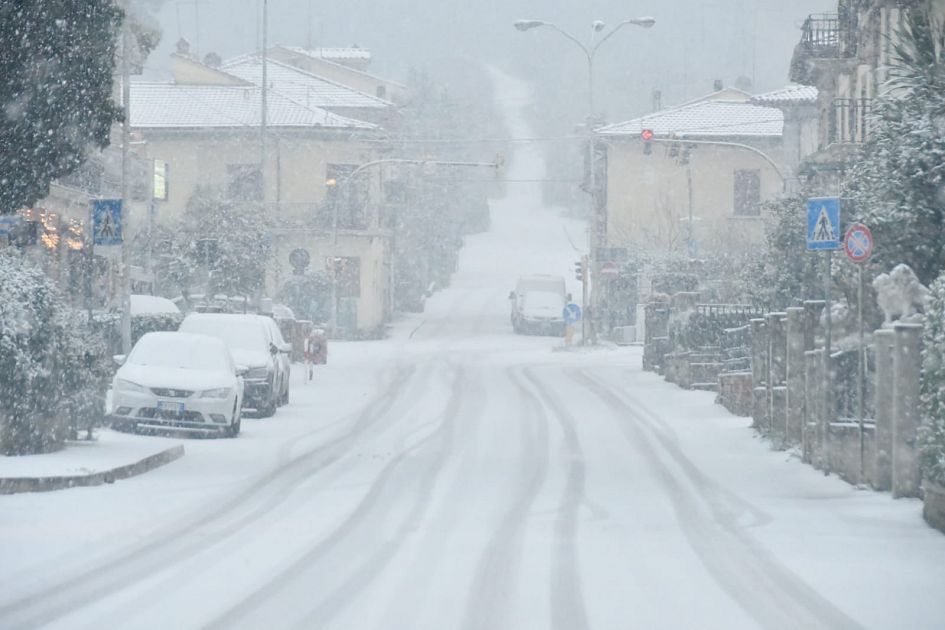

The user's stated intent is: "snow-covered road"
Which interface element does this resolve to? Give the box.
[2,70,945,630]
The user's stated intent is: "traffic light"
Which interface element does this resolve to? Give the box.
[641,128,654,155]
[574,260,584,282]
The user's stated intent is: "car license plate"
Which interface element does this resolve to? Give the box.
[157,401,185,413]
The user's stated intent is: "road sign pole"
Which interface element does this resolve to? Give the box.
[87,203,94,322]
[842,221,874,485]
[824,249,832,466]
[858,262,865,485]
[120,11,132,355]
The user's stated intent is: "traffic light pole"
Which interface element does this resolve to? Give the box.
[581,254,589,344]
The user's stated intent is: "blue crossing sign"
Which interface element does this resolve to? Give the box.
[92,199,122,246]
[807,197,841,251]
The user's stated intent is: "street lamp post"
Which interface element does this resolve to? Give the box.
[515,16,654,344]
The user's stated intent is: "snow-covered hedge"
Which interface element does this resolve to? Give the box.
[0,252,109,454]
[921,274,945,486]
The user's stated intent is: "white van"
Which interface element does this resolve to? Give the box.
[509,275,567,336]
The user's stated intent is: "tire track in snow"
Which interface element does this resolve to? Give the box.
[571,369,862,630]
[522,367,589,630]
[461,367,550,630]
[207,360,480,630]
[0,362,426,630]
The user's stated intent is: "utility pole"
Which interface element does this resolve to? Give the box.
[120,4,132,354]
[261,0,268,184]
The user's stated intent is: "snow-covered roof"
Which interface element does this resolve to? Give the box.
[272,45,407,89]
[751,85,818,106]
[597,99,783,139]
[129,82,377,130]
[220,55,393,109]
[279,46,372,61]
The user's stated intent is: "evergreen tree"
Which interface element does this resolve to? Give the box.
[0,1,124,215]
[847,9,945,286]
[921,273,945,486]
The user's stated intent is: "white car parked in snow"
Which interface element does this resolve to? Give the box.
[109,332,245,437]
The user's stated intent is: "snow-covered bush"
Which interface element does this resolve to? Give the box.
[151,186,272,298]
[920,273,945,486]
[132,313,183,345]
[0,252,109,454]
[741,194,821,312]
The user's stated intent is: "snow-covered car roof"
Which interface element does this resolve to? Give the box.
[130,294,181,316]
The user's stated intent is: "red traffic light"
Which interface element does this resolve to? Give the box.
[641,129,654,142]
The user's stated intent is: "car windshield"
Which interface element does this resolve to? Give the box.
[522,290,564,311]
[127,334,228,372]
[181,317,268,353]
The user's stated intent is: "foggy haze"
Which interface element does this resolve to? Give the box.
[150,0,834,122]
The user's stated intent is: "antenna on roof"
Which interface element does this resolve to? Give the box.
[306,0,313,50]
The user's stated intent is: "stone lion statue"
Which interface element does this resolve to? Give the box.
[872,264,929,325]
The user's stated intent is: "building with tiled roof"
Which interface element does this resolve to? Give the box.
[596,89,787,257]
[128,70,391,335]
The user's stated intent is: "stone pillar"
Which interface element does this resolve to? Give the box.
[767,313,788,441]
[803,300,826,344]
[804,349,825,466]
[785,307,807,445]
[892,323,923,499]
[873,329,895,491]
[750,318,768,430]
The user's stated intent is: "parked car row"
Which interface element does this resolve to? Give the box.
[109,313,294,438]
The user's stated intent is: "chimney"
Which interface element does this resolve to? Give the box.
[176,37,192,57]
[713,79,724,92]
[651,89,662,112]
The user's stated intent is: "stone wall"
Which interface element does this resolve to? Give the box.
[827,422,876,486]
[640,293,939,534]
[923,481,945,535]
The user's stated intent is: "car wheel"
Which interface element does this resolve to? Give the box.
[281,387,289,406]
[260,397,276,418]
[228,416,241,437]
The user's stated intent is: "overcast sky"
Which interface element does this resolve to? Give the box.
[147,0,835,123]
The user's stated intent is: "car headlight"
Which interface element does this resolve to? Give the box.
[246,367,269,379]
[199,388,232,399]
[116,379,150,394]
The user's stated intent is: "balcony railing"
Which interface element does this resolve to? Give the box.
[799,13,857,59]
[829,98,872,146]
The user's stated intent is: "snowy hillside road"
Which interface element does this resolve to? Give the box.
[2,69,945,630]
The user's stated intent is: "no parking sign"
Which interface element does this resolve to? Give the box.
[844,223,874,264]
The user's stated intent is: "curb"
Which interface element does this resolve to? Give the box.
[0,445,185,495]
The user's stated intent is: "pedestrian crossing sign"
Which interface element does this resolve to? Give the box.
[806,197,841,251]
[92,199,122,247]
